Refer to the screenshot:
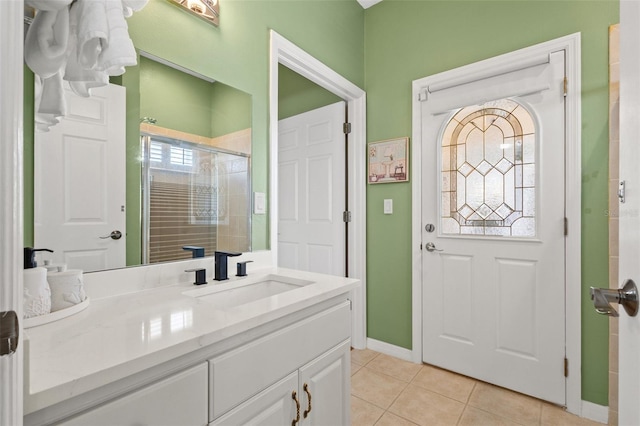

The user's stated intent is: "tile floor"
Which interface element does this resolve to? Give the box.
[351,349,604,426]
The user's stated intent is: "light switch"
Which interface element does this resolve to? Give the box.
[384,199,393,214]
[254,192,266,214]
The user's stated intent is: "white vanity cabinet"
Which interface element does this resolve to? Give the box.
[212,340,350,425]
[56,363,208,426]
[209,301,351,425]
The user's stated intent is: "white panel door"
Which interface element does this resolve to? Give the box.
[278,101,346,276]
[618,2,640,423]
[421,51,566,404]
[34,83,126,272]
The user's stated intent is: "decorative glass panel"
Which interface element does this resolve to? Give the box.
[440,99,536,237]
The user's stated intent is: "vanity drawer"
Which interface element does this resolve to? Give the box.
[57,363,208,426]
[208,300,351,420]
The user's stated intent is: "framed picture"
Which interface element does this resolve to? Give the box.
[368,137,409,184]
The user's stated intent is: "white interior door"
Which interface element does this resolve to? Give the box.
[278,101,346,276]
[34,83,126,272]
[421,51,566,404]
[618,2,640,423]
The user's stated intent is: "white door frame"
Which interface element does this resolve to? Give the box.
[411,33,581,414]
[0,0,25,424]
[269,30,367,349]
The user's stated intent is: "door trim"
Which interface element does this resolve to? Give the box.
[411,33,581,414]
[0,0,25,423]
[269,31,367,349]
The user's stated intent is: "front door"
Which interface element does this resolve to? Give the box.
[278,101,346,276]
[421,51,566,404]
[618,2,640,423]
[34,83,126,272]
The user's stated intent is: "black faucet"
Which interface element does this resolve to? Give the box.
[183,246,205,258]
[214,251,242,281]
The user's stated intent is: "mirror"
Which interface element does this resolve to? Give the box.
[33,53,252,272]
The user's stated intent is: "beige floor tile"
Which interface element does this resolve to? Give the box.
[541,403,605,426]
[468,382,542,426]
[352,361,363,376]
[352,348,380,366]
[351,367,408,409]
[410,365,476,403]
[366,353,423,382]
[375,411,419,426]
[351,395,384,426]
[388,384,465,426]
[458,406,522,426]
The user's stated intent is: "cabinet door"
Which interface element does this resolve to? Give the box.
[211,372,299,426]
[299,340,351,426]
[57,363,208,426]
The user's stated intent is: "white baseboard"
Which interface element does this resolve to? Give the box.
[580,400,608,424]
[366,338,414,363]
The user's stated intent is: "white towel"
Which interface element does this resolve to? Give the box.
[64,1,109,97]
[75,0,109,70]
[35,73,67,132]
[96,0,138,76]
[122,0,148,12]
[24,7,70,79]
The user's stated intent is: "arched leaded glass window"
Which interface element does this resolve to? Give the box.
[441,99,536,237]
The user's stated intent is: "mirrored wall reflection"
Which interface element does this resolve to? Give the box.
[142,133,251,264]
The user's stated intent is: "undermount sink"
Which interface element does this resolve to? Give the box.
[182,274,313,309]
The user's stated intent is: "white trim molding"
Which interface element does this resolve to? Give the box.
[411,33,581,415]
[269,30,367,349]
[0,0,25,424]
[366,338,413,363]
[581,401,609,424]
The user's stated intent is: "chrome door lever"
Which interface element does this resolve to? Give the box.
[100,230,122,240]
[590,279,638,317]
[425,242,443,252]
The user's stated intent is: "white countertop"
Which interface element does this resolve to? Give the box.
[24,266,359,414]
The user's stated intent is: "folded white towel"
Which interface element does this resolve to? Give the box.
[75,0,109,70]
[24,7,70,79]
[96,0,137,76]
[64,1,109,97]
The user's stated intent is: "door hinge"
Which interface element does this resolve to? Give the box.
[343,211,352,223]
[564,217,568,236]
[348,299,353,310]
[0,311,19,356]
[563,77,568,97]
[418,89,428,102]
[564,357,569,377]
[343,122,351,134]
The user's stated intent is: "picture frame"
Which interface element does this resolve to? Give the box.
[368,137,409,184]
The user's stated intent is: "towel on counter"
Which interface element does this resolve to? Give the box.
[24,7,70,79]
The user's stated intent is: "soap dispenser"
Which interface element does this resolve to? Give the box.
[23,248,54,318]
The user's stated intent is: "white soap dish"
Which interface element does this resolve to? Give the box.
[24,297,90,329]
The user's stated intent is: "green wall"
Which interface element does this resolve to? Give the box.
[364,0,617,406]
[278,64,342,120]
[127,0,365,251]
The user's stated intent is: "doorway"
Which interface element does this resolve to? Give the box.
[269,31,367,348]
[411,34,582,413]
